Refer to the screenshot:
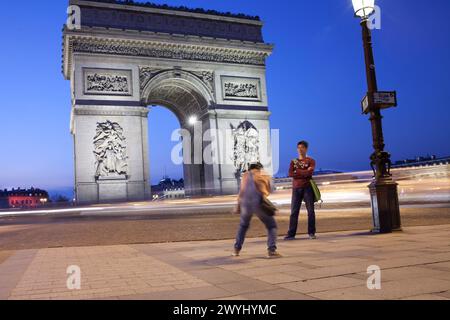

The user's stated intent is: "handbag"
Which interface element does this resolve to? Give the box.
[254,172,278,216]
[310,179,323,204]
[260,196,278,216]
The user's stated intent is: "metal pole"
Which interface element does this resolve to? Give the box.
[360,19,402,233]
[361,20,387,178]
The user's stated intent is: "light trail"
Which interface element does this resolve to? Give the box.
[0,166,448,217]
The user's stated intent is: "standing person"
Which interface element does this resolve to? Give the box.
[285,141,317,240]
[233,163,282,258]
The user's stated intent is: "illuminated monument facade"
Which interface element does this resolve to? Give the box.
[63,0,274,204]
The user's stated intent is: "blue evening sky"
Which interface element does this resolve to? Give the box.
[0,0,449,194]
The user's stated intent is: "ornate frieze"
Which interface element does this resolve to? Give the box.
[231,121,260,174]
[71,39,267,66]
[84,68,132,96]
[74,108,149,117]
[93,121,129,179]
[221,76,262,102]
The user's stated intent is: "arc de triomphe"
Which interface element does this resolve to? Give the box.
[63,0,275,204]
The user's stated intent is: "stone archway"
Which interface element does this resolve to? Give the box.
[63,0,274,204]
[142,69,214,197]
[141,69,213,123]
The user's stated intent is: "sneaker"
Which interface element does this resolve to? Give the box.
[284,236,296,241]
[309,234,317,240]
[232,249,241,257]
[267,250,282,259]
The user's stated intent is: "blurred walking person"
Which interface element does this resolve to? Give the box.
[233,163,281,258]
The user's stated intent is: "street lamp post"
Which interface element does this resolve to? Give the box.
[352,0,402,233]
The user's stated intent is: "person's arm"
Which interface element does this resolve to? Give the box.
[288,161,295,178]
[268,177,274,196]
[291,159,316,179]
[260,171,272,197]
[310,159,316,175]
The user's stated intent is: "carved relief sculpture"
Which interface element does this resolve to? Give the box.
[87,74,128,93]
[139,67,162,94]
[231,121,261,174]
[221,76,261,101]
[94,121,129,179]
[84,69,132,95]
[191,71,215,94]
[225,83,258,98]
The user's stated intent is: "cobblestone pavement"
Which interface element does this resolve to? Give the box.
[1,224,450,300]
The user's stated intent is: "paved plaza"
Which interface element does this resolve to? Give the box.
[1,224,450,300]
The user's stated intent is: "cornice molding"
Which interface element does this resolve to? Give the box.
[62,33,273,79]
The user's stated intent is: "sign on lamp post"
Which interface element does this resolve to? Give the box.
[361,91,397,114]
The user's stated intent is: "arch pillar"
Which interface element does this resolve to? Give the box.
[71,104,151,204]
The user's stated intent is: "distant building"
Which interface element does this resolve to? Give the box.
[392,155,450,168]
[151,177,185,200]
[0,188,49,209]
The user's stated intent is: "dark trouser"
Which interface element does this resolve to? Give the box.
[235,200,278,252]
[287,185,316,237]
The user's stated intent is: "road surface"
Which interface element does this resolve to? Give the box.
[0,167,448,251]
